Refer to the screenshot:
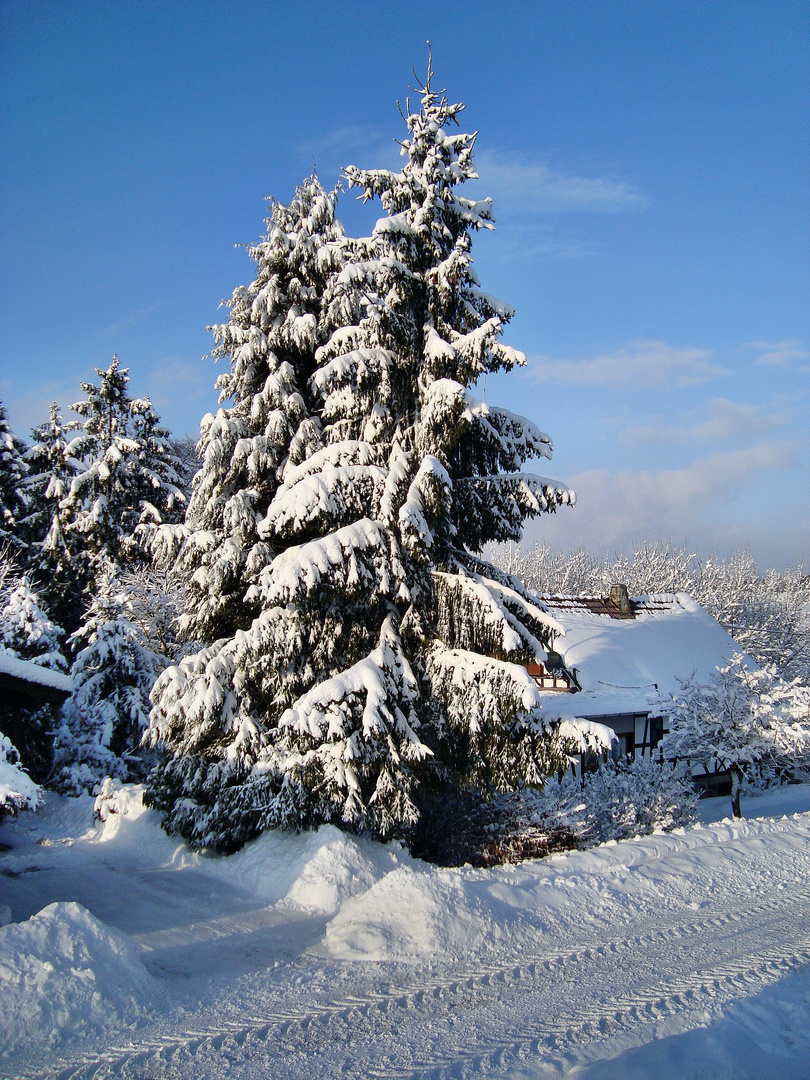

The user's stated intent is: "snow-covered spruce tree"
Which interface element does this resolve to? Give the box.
[147,66,608,851]
[0,400,28,554]
[52,561,169,794]
[659,653,810,817]
[18,403,82,632]
[61,357,184,613]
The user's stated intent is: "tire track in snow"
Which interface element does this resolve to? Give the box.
[22,882,810,1080]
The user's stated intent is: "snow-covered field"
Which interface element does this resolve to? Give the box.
[2,785,810,1079]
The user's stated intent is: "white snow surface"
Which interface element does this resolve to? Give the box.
[0,785,808,1078]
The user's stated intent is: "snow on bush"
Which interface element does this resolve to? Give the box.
[93,776,147,823]
[524,756,699,847]
[0,901,158,1055]
[0,734,40,816]
[410,756,698,866]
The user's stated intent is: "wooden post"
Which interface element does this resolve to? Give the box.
[731,766,742,819]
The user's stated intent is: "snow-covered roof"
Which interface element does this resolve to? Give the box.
[0,652,72,696]
[537,592,744,719]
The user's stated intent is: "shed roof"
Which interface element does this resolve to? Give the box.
[0,651,72,704]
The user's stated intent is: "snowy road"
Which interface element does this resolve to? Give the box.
[3,788,810,1079]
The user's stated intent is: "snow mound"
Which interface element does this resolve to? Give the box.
[324,865,489,962]
[93,779,149,829]
[0,901,158,1054]
[196,824,402,915]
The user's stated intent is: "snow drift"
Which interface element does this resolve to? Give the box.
[0,901,159,1055]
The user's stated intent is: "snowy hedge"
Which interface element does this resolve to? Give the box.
[529,756,700,846]
[411,757,699,866]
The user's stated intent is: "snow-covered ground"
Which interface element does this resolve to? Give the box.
[2,785,809,1079]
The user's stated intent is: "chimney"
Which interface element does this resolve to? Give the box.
[609,583,632,614]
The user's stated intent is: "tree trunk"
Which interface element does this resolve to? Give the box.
[730,766,742,819]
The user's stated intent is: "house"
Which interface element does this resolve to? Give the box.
[529,585,744,786]
[0,652,72,767]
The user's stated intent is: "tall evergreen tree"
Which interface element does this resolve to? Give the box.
[147,66,608,851]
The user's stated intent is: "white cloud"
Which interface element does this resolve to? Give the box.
[527,340,726,389]
[624,397,784,446]
[746,339,810,368]
[522,442,807,568]
[473,150,650,215]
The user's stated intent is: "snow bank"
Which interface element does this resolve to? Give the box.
[324,865,492,962]
[0,902,158,1055]
[194,823,403,915]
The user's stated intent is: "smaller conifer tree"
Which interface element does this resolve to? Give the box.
[53,561,168,794]
[20,403,82,632]
[62,357,185,610]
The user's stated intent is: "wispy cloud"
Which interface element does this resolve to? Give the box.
[624,397,785,446]
[482,230,596,262]
[95,303,161,341]
[299,124,401,177]
[146,355,217,429]
[0,376,83,437]
[473,149,650,215]
[745,339,810,368]
[527,340,726,389]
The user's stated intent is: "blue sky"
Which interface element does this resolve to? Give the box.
[1,1,808,568]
